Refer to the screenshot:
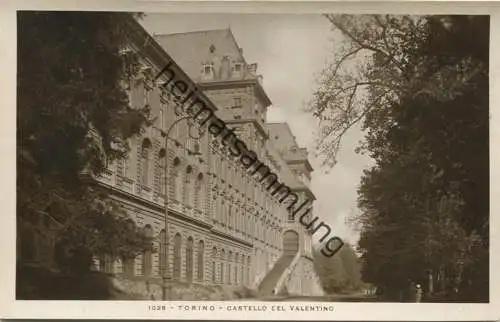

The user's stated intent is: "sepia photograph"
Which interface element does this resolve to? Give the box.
[7,4,495,319]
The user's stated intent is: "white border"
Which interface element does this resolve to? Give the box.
[0,1,498,320]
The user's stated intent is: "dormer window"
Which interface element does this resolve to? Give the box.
[202,63,214,81]
[231,97,242,109]
[232,63,243,78]
[204,64,213,75]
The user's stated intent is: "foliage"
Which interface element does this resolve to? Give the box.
[17,11,153,273]
[313,243,363,293]
[309,15,489,301]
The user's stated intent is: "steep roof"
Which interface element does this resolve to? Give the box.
[154,28,246,82]
[266,122,314,172]
[264,139,303,190]
[266,122,299,151]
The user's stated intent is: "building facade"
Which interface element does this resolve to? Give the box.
[94,16,323,297]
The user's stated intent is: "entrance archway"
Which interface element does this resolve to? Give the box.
[283,230,299,255]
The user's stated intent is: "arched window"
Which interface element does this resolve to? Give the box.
[123,219,136,276]
[142,225,153,276]
[235,253,239,285]
[158,149,166,195]
[186,237,194,282]
[103,254,113,273]
[228,251,232,284]
[242,256,246,286]
[228,205,232,228]
[215,196,221,222]
[240,259,244,285]
[97,254,106,272]
[172,157,181,202]
[197,240,205,282]
[194,173,203,211]
[247,255,251,286]
[182,166,192,205]
[124,256,135,277]
[141,138,152,186]
[117,157,129,177]
[159,229,168,276]
[173,233,182,280]
[221,200,226,225]
[220,249,225,284]
[159,106,165,129]
[211,247,217,283]
[220,156,225,180]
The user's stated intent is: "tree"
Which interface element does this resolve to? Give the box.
[309,15,489,301]
[338,243,363,290]
[313,243,363,293]
[17,11,153,275]
[314,246,347,293]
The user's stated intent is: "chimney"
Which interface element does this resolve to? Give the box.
[220,56,231,80]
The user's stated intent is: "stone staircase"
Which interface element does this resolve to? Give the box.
[257,251,297,296]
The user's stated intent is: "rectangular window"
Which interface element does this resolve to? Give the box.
[234,64,242,72]
[118,158,129,177]
[232,97,242,109]
[234,115,242,120]
[204,64,212,74]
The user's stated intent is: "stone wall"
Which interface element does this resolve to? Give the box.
[111,275,257,300]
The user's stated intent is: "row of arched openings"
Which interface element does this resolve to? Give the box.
[97,226,257,286]
[159,230,205,282]
[138,139,203,208]
[117,138,186,189]
[98,226,205,283]
[210,247,251,286]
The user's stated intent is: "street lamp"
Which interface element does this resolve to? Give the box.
[152,116,203,301]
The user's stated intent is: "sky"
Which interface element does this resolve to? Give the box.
[140,13,375,246]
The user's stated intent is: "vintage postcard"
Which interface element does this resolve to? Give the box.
[0,0,499,320]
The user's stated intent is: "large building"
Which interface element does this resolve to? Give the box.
[94,16,323,297]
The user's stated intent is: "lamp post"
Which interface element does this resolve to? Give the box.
[152,116,203,301]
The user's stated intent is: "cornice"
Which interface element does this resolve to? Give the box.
[286,158,314,173]
[197,78,272,108]
[224,118,269,140]
[94,180,213,231]
[210,228,254,248]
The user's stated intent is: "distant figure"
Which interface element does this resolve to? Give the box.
[415,284,423,303]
